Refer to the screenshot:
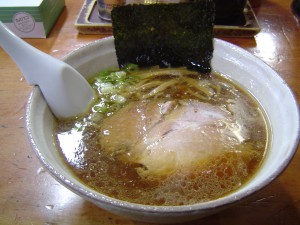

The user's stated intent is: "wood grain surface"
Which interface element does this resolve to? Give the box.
[0,0,299,224]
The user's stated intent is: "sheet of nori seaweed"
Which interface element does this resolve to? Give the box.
[111,1,215,73]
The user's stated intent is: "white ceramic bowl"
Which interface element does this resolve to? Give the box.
[26,37,300,224]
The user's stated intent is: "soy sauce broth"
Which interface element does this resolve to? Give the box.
[55,67,270,206]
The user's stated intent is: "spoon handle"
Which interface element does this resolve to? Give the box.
[0,21,50,84]
[0,21,95,118]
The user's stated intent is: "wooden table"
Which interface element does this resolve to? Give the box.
[1,0,299,224]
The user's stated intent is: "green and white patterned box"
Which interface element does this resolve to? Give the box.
[0,0,65,38]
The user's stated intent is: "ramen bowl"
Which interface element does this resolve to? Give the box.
[26,37,300,224]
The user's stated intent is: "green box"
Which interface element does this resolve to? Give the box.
[0,0,65,38]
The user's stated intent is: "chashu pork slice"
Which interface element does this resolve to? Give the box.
[99,99,244,178]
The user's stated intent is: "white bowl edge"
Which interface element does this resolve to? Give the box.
[25,37,300,223]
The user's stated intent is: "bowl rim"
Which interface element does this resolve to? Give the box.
[25,36,300,214]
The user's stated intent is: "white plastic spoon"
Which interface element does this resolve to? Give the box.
[0,21,95,119]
